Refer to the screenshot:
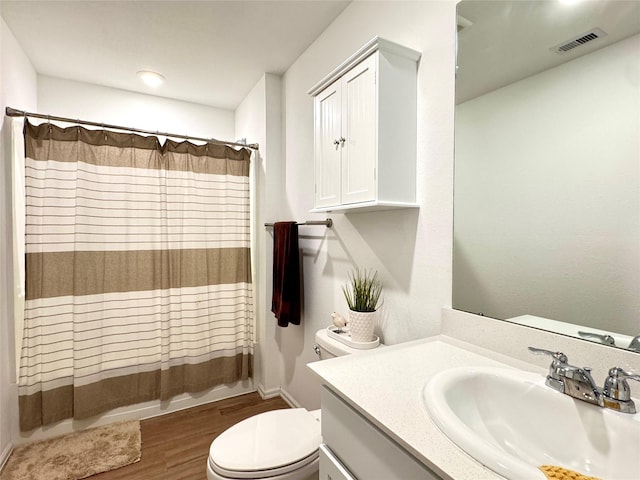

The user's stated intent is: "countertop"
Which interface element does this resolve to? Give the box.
[307,334,547,480]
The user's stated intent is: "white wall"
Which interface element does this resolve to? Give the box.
[235,73,285,399]
[454,34,640,335]
[274,0,457,409]
[0,16,37,466]
[38,75,235,140]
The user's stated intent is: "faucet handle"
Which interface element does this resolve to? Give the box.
[578,331,616,346]
[528,346,568,364]
[528,347,569,391]
[603,367,640,402]
[602,367,639,413]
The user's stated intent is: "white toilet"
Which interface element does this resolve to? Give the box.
[206,327,383,480]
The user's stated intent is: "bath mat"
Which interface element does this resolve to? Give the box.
[0,420,141,480]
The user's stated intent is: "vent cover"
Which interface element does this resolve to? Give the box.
[551,28,608,54]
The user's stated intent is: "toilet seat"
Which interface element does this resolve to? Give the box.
[208,408,321,479]
[209,451,318,479]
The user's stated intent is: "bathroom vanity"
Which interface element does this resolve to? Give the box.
[319,385,438,479]
[308,310,640,480]
[309,336,521,479]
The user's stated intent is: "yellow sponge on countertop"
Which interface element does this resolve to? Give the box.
[539,465,602,480]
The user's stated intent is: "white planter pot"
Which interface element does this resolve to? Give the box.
[348,310,376,343]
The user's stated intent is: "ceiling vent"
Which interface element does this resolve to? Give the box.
[551,28,608,54]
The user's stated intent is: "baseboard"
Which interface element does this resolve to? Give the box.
[0,441,13,473]
[257,383,281,400]
[14,380,256,446]
[279,388,302,408]
[256,384,301,409]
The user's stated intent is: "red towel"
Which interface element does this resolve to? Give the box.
[271,222,301,327]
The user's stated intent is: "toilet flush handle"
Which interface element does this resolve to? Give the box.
[313,344,321,357]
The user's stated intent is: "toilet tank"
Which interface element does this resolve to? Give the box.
[313,328,384,360]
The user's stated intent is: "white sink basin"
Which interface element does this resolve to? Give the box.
[422,366,640,480]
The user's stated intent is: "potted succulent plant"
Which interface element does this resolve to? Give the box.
[342,268,382,342]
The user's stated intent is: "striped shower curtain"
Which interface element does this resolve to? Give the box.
[18,120,253,431]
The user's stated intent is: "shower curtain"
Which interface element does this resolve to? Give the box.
[18,120,254,431]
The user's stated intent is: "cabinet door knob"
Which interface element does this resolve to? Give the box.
[339,137,346,146]
[333,139,340,146]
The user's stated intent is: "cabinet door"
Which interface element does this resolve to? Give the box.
[319,444,357,480]
[322,387,440,480]
[314,82,342,208]
[341,54,377,205]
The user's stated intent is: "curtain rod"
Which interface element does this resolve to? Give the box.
[5,106,259,150]
[264,219,333,228]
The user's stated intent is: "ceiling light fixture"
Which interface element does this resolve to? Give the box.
[137,70,165,88]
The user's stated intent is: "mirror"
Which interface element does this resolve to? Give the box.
[453,0,640,351]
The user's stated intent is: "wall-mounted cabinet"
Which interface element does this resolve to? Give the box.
[308,37,421,213]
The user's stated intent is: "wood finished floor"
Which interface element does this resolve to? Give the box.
[91,392,290,480]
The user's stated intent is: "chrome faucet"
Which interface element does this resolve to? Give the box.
[576,331,640,353]
[577,331,616,347]
[528,346,640,413]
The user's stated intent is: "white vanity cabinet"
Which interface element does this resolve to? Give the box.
[320,386,441,480]
[309,37,421,213]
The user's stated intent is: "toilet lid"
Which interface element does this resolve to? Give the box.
[209,408,321,473]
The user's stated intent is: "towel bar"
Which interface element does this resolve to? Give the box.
[264,219,333,228]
